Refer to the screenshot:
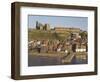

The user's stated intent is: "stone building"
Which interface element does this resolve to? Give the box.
[54,27,80,33]
[36,21,50,30]
[43,24,50,30]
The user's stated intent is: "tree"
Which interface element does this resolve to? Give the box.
[79,31,87,40]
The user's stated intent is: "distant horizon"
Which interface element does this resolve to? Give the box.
[28,15,88,31]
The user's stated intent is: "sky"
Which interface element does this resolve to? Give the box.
[28,15,88,31]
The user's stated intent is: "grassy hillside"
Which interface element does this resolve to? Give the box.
[28,29,70,41]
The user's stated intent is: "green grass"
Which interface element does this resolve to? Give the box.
[28,29,70,41]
